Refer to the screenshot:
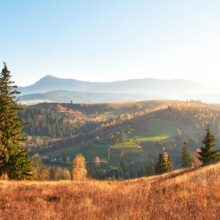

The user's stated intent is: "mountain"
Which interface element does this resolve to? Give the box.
[19,75,90,95]
[18,75,220,103]
[19,75,210,95]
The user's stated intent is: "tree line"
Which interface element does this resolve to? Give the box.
[20,107,76,138]
[154,126,220,175]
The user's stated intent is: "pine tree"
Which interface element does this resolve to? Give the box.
[155,151,173,174]
[199,127,220,166]
[72,154,87,180]
[181,142,192,168]
[0,63,32,179]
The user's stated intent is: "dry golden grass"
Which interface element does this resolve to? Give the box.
[0,164,220,220]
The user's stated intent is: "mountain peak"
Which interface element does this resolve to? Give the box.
[41,75,58,80]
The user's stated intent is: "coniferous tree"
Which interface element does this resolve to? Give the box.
[181,142,192,168]
[0,63,32,179]
[199,127,220,166]
[155,151,173,174]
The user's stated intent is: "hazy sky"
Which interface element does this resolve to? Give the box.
[1,0,220,86]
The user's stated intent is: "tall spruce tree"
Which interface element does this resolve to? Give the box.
[181,142,192,168]
[0,63,32,179]
[155,151,173,174]
[199,127,220,166]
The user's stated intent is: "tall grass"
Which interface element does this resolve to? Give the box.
[0,163,220,219]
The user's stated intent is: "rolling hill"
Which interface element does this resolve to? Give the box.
[21,100,220,178]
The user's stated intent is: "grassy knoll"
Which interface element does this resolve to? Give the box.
[0,163,220,219]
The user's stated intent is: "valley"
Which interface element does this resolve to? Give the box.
[20,100,220,179]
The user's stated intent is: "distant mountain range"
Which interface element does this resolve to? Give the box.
[18,75,219,104]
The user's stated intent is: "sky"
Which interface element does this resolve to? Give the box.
[1,0,220,86]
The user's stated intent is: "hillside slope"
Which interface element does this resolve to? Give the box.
[0,163,220,219]
[20,101,220,178]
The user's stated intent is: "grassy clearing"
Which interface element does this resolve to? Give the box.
[135,118,176,138]
[111,134,170,149]
[0,163,220,219]
[111,142,139,149]
[134,134,170,142]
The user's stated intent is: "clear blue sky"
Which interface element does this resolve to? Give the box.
[1,0,220,86]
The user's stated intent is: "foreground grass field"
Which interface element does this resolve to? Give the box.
[0,163,220,220]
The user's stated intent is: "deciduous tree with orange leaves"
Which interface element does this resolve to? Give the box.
[72,154,87,180]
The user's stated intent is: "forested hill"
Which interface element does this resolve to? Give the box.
[19,100,220,179]
[20,100,220,141]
